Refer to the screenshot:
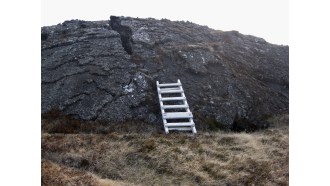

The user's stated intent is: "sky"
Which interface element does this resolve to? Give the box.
[42,0,288,45]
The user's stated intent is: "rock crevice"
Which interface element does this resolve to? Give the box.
[110,16,134,55]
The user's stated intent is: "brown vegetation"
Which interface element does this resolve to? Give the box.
[42,159,130,186]
[41,114,288,185]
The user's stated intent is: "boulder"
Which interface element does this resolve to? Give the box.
[41,16,288,131]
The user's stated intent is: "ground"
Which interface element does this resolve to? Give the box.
[41,115,288,186]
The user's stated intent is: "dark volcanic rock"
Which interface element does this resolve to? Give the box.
[41,16,289,131]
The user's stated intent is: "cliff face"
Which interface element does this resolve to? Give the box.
[41,16,288,131]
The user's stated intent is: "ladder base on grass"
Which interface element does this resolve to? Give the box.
[157,79,197,134]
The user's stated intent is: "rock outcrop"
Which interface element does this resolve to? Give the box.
[41,16,289,131]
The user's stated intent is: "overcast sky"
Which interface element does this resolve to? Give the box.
[42,0,288,45]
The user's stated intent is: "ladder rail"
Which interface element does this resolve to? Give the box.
[157,81,169,133]
[178,79,197,134]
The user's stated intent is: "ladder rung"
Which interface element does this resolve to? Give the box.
[162,104,188,109]
[163,112,193,119]
[159,89,183,94]
[165,122,195,127]
[168,127,193,131]
[159,87,181,91]
[158,83,181,87]
[161,97,186,101]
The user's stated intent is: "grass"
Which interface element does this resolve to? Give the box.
[41,114,288,185]
[41,159,129,186]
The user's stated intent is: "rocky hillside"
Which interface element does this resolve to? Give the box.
[41,16,289,131]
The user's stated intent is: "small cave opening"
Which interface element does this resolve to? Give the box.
[231,117,257,132]
[110,16,133,55]
[231,115,270,132]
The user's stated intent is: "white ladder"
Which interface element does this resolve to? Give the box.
[156,79,197,134]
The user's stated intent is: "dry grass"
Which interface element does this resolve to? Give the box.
[41,115,288,185]
[41,159,131,186]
